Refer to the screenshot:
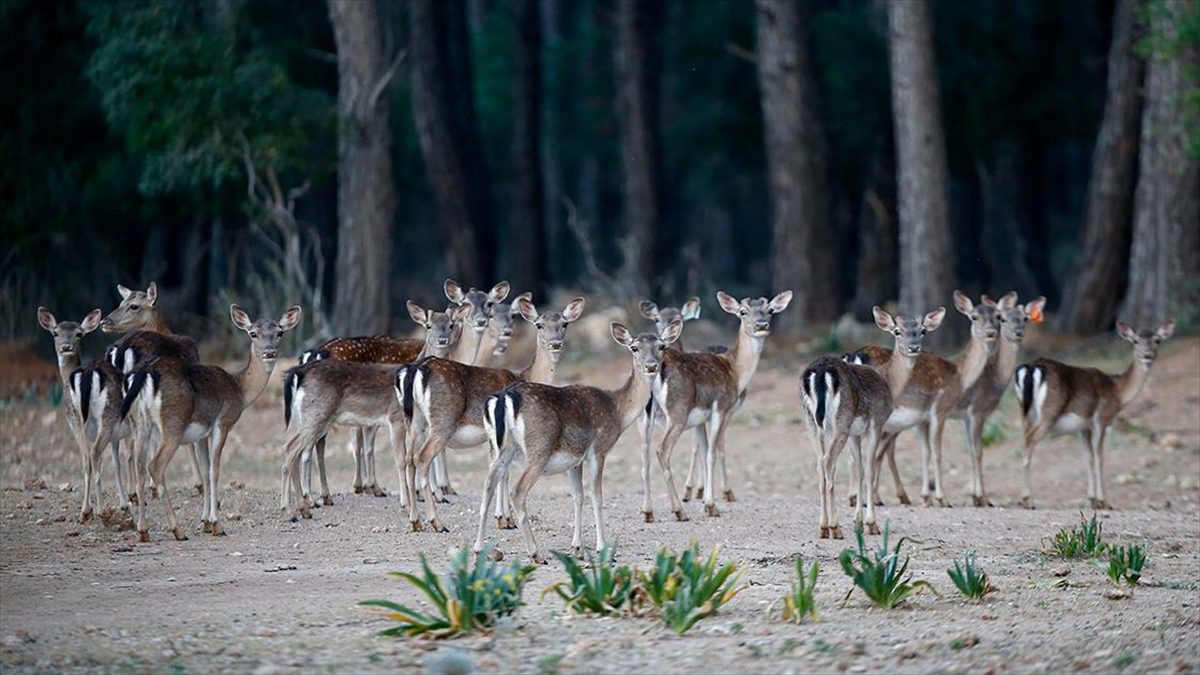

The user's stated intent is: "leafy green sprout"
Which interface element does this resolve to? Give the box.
[637,542,744,634]
[838,522,938,608]
[1106,544,1148,587]
[779,555,820,623]
[947,550,995,600]
[545,544,635,616]
[1045,513,1107,559]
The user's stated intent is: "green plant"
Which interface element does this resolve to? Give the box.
[1107,544,1148,587]
[536,653,564,675]
[980,416,1007,448]
[637,543,744,634]
[947,551,995,600]
[1045,513,1106,559]
[780,555,820,623]
[361,545,536,638]
[838,522,937,608]
[546,544,635,616]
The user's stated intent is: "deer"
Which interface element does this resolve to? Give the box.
[120,304,301,541]
[1015,319,1174,510]
[951,292,1046,506]
[280,302,464,519]
[800,356,893,539]
[473,319,682,563]
[37,307,134,520]
[401,296,586,532]
[640,290,793,523]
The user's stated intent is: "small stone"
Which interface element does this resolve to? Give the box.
[230,551,244,557]
[57,482,73,492]
[363,558,379,565]
[1050,567,1070,577]
[1102,588,1131,600]
[34,518,45,525]
[1157,432,1182,448]
[39,412,56,427]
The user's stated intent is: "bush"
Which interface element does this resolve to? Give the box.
[547,544,636,616]
[1107,544,1148,587]
[780,555,820,623]
[1045,513,1106,559]
[838,522,936,608]
[947,551,995,600]
[361,545,536,638]
[637,543,744,634]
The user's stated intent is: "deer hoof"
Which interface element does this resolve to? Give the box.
[79,510,93,524]
[866,523,881,535]
[323,495,334,506]
[695,487,704,500]
[353,485,364,494]
[532,553,547,565]
[572,546,584,559]
[201,521,213,534]
[704,504,719,518]
[504,516,517,530]
[149,486,159,499]
[723,489,736,502]
[829,526,844,539]
[172,528,188,541]
[430,519,448,533]
[682,488,693,502]
[874,499,884,507]
[643,512,655,523]
[922,495,933,507]
[819,526,829,539]
[1020,496,1035,509]
[898,494,912,506]
[496,516,506,529]
[410,521,422,532]
[488,548,505,561]
[138,529,150,543]
[129,493,140,506]
[441,485,458,496]
[211,523,225,536]
[193,484,204,496]
[299,506,313,520]
[1091,498,1112,510]
[372,487,387,498]
[848,495,858,507]
[674,509,690,522]
[938,498,951,508]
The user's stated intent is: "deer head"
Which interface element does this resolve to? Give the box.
[873,306,946,362]
[716,291,793,338]
[444,279,510,333]
[37,307,102,358]
[230,304,302,364]
[1117,319,1175,367]
[611,318,681,377]
[518,296,586,363]
[639,296,701,336]
[488,292,532,355]
[100,282,160,333]
[953,290,1000,354]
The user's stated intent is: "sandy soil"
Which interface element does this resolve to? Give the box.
[1,337,1198,674]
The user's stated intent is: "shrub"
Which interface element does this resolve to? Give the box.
[779,555,820,623]
[947,551,995,600]
[637,542,744,634]
[546,544,635,616]
[361,545,536,638]
[838,522,936,608]
[1107,544,1148,587]
[1045,513,1106,559]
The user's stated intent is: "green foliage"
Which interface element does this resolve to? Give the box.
[637,543,744,634]
[1045,513,1107,559]
[1138,0,1200,159]
[947,551,995,600]
[361,545,536,638]
[838,522,937,608]
[981,416,1007,448]
[546,544,635,616]
[1107,544,1148,587]
[779,555,820,623]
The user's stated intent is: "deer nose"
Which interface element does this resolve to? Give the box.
[474,318,488,328]
[643,362,659,374]
[755,321,770,331]
[262,349,278,359]
[100,317,112,327]
[548,340,563,351]
[502,329,513,337]
[436,337,449,346]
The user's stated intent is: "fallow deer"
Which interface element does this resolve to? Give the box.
[641,290,793,522]
[800,356,892,538]
[120,304,301,541]
[1015,319,1174,509]
[401,296,586,532]
[473,319,682,563]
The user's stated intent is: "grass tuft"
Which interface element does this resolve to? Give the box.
[1106,544,1148,587]
[1045,513,1106,559]
[779,554,820,623]
[947,550,995,600]
[545,544,635,616]
[838,522,937,608]
[636,542,744,634]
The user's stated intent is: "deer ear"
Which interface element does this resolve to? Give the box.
[1116,320,1137,342]
[639,301,659,320]
[444,279,465,304]
[952,290,973,315]
[229,304,253,331]
[279,306,302,332]
[453,303,473,320]
[37,307,57,332]
[489,281,511,303]
[517,297,539,324]
[998,291,1019,310]
[660,318,683,345]
[610,322,633,347]
[872,306,895,332]
[923,307,947,332]
[145,282,158,306]
[768,290,793,313]
[117,285,133,301]
[81,309,103,334]
[716,291,740,315]
[562,297,586,323]
[681,297,702,321]
[407,301,427,325]
[1156,320,1175,340]
[1024,296,1046,319]
[979,294,997,307]
[511,293,532,317]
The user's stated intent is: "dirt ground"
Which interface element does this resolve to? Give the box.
[2,336,1199,674]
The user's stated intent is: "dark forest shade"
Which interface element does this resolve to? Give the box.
[509,0,545,296]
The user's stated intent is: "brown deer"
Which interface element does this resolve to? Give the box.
[281,302,464,518]
[401,296,586,532]
[1015,319,1174,509]
[800,356,893,538]
[641,290,792,522]
[473,319,682,563]
[120,304,301,541]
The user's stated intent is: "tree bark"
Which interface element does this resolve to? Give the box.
[614,0,664,291]
[410,0,483,283]
[328,0,395,335]
[755,0,836,331]
[887,0,958,347]
[849,143,897,317]
[1060,0,1143,334]
[510,0,544,296]
[540,0,567,285]
[1121,0,1200,327]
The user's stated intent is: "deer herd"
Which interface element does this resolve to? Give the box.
[36,280,1174,562]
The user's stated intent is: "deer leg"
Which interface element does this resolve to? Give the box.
[207,428,232,535]
[683,425,705,502]
[473,445,513,557]
[412,431,449,531]
[511,456,548,564]
[969,413,993,506]
[638,411,656,522]
[656,423,689,521]
[1092,423,1109,509]
[1020,419,1053,509]
[884,435,906,505]
[147,430,186,541]
[368,427,386,496]
[719,430,733,502]
[352,428,365,494]
[568,464,585,556]
[850,436,864,528]
[588,449,608,551]
[703,404,727,517]
[930,416,949,506]
[77,429,94,523]
[962,414,979,502]
[316,435,332,506]
[107,434,130,509]
[1079,429,1096,501]
[862,424,881,534]
[299,445,313,505]
[187,439,204,496]
[434,451,455,496]
[192,439,211,532]
[825,432,848,539]
[132,428,150,540]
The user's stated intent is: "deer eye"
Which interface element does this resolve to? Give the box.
[130,304,140,311]
[921,329,927,335]
[536,323,544,330]
[630,346,639,353]
[249,331,258,339]
[739,310,747,316]
[425,323,432,330]
[486,301,494,308]
[998,315,1007,322]
[893,329,901,336]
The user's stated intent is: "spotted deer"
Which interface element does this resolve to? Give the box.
[1015,319,1174,510]
[37,307,133,520]
[800,356,892,539]
[401,296,586,532]
[641,290,793,522]
[120,304,301,541]
[283,302,465,517]
[473,319,681,563]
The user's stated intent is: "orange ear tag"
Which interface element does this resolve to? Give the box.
[1030,307,1044,324]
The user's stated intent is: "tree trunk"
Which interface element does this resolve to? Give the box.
[850,143,897,317]
[510,0,544,296]
[410,0,483,283]
[1121,0,1200,327]
[540,0,567,285]
[755,0,836,332]
[1060,0,1143,334]
[887,0,958,348]
[328,0,395,335]
[614,0,663,292]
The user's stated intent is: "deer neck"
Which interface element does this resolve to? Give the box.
[887,345,916,399]
[478,330,501,364]
[450,327,487,365]
[1116,358,1152,407]
[522,343,557,385]
[614,366,654,431]
[728,329,767,394]
[237,352,275,410]
[145,311,172,335]
[955,334,991,391]
[56,352,82,385]
[994,338,1021,390]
